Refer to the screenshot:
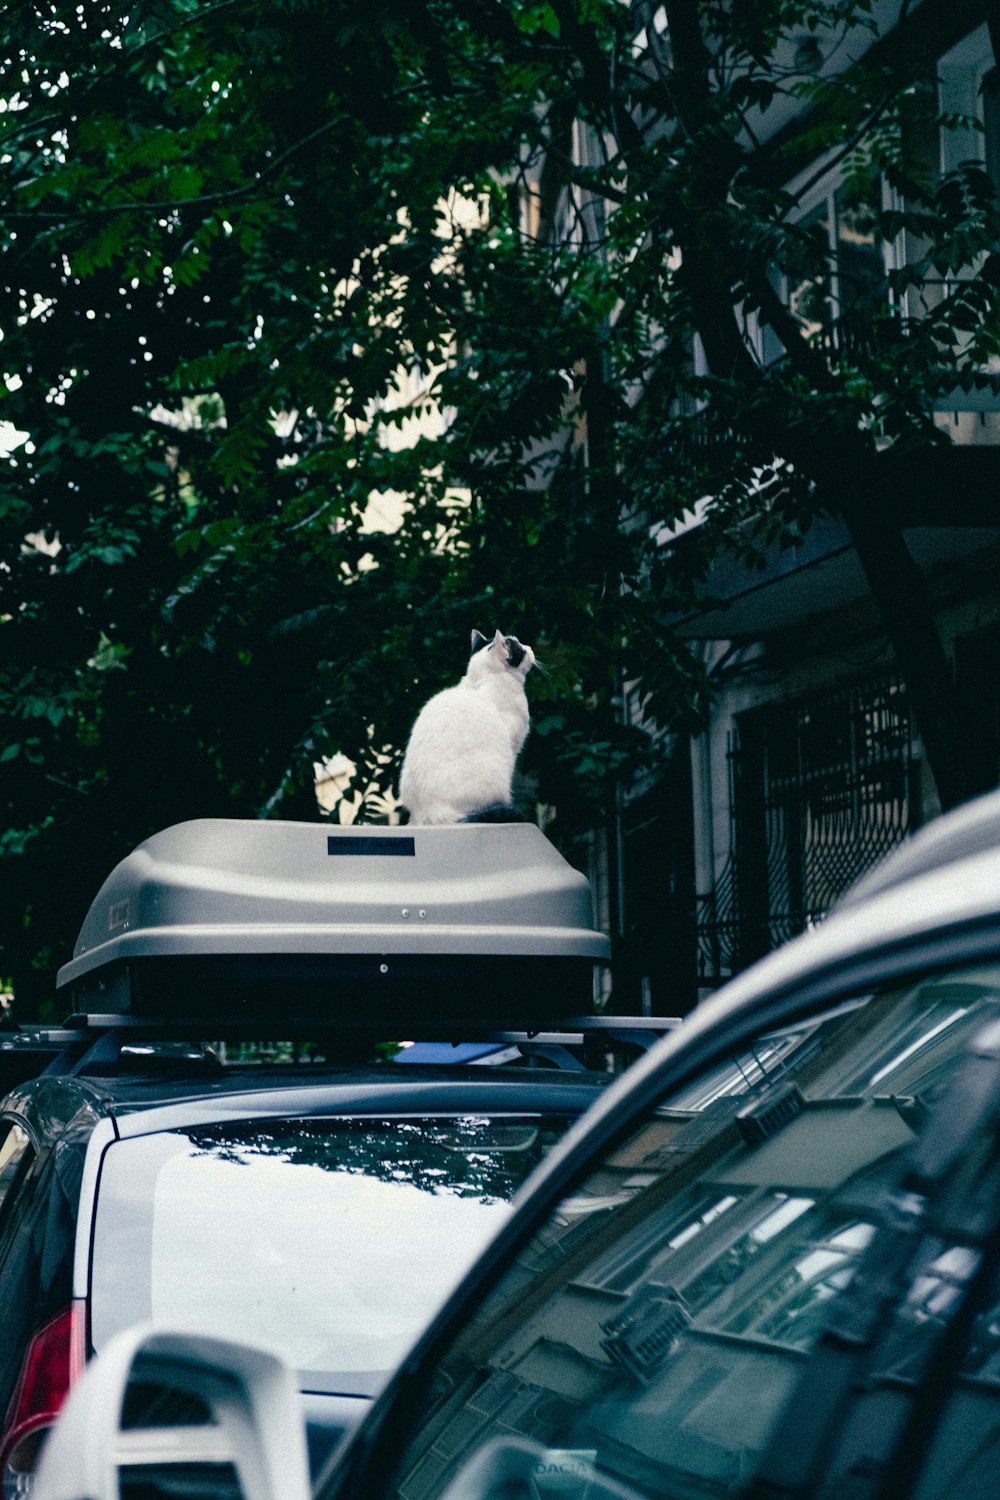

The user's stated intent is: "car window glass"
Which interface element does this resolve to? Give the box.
[913,1236,1000,1496]
[0,1122,34,1232]
[353,963,1000,1500]
[90,1113,575,1397]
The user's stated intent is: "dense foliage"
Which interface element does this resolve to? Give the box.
[1,0,997,1010]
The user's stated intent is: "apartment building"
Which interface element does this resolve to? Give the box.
[547,5,1000,1016]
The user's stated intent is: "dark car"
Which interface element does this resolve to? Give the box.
[0,1052,609,1492]
[35,787,1000,1500]
[0,816,667,1495]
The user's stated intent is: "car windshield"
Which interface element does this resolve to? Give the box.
[348,963,1000,1500]
[89,1113,574,1396]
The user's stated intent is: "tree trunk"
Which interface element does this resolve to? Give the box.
[648,0,997,812]
[838,485,996,811]
[745,268,997,811]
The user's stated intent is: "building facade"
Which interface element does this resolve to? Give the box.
[552,8,1000,1017]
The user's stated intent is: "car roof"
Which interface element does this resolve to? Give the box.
[2,1060,609,1141]
[835,785,1000,908]
[108,1071,609,1138]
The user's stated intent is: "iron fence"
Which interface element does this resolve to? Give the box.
[697,674,917,982]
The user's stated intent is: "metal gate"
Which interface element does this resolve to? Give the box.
[697,674,917,982]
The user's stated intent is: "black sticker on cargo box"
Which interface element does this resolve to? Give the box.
[108,899,130,930]
[327,836,415,857]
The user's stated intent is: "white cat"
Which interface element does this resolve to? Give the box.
[399,629,536,824]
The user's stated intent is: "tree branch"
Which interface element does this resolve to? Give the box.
[662,0,763,386]
[4,115,347,222]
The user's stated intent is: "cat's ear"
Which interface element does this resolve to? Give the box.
[470,629,490,655]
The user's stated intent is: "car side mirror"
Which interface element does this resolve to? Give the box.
[33,1325,310,1500]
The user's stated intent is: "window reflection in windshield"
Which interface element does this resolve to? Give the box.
[371,964,1000,1500]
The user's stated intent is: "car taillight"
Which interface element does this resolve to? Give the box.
[0,1302,87,1499]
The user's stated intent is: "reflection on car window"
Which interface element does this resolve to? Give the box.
[90,1114,574,1397]
[364,964,1000,1500]
[666,1030,821,1113]
[0,1122,33,1230]
[724,1218,876,1347]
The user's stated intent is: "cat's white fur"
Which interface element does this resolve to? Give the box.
[399,629,536,824]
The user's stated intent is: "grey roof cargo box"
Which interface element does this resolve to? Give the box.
[56,820,610,1031]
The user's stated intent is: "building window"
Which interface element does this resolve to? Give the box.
[779,173,886,362]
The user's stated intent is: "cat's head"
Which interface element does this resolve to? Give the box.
[468,628,535,681]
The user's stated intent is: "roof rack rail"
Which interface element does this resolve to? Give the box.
[480,1015,679,1070]
[9,1013,679,1080]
